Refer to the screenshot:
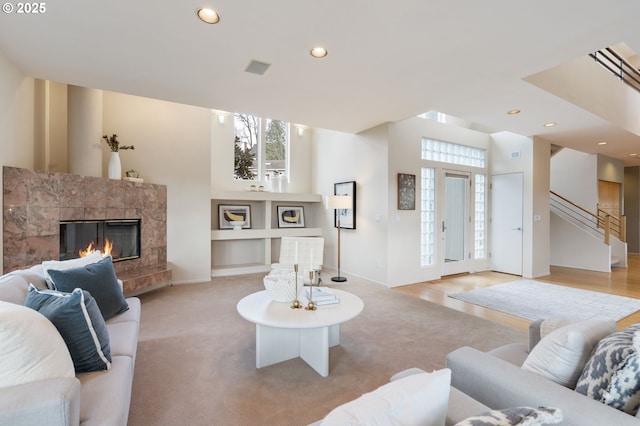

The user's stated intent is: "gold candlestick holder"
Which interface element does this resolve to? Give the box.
[305,270,316,310]
[291,264,302,309]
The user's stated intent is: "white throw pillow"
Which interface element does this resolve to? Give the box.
[321,369,451,426]
[522,318,616,388]
[0,300,75,388]
[42,250,103,288]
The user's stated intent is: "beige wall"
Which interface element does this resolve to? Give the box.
[103,92,212,284]
[312,126,389,285]
[387,117,491,286]
[313,117,496,287]
[0,50,36,271]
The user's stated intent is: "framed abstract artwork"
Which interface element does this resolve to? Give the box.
[277,206,305,228]
[398,173,416,210]
[218,205,251,229]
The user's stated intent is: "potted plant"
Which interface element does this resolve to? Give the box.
[102,134,135,180]
[102,134,135,152]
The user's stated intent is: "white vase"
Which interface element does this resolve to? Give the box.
[108,152,122,180]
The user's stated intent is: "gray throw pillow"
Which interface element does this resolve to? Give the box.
[48,255,128,320]
[25,285,111,373]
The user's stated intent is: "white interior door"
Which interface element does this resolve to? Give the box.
[490,173,523,275]
[442,172,470,275]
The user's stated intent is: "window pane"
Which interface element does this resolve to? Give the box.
[264,119,289,181]
[421,138,486,168]
[234,113,259,180]
[474,174,486,259]
[421,168,436,267]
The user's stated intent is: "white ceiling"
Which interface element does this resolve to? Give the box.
[1,1,640,164]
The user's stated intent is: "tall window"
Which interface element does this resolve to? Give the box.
[234,113,289,181]
[421,168,436,267]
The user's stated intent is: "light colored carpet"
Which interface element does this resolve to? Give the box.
[128,273,526,426]
[450,279,640,322]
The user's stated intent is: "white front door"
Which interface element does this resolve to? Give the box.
[442,172,470,275]
[490,172,523,275]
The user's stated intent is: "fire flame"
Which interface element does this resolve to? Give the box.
[79,239,113,258]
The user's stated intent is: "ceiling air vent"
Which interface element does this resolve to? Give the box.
[245,60,271,76]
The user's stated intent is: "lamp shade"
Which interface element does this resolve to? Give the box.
[326,195,352,210]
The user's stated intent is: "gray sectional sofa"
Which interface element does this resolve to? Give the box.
[316,318,640,425]
[446,319,640,425]
[0,262,140,426]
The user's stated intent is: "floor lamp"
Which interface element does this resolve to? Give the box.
[327,195,352,282]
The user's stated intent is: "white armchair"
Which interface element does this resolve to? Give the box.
[271,237,324,273]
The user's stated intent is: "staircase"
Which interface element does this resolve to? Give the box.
[550,191,627,272]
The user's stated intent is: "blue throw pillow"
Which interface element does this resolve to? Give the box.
[48,255,129,320]
[25,285,111,373]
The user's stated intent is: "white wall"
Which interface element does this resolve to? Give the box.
[313,117,494,287]
[491,132,550,278]
[312,126,389,285]
[0,50,36,271]
[387,117,491,286]
[551,148,598,210]
[103,92,212,284]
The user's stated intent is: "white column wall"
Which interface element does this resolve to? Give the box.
[0,51,35,272]
[103,92,212,284]
[68,85,103,177]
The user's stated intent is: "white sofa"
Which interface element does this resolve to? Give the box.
[0,263,140,426]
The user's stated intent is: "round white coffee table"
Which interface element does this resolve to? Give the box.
[237,288,364,377]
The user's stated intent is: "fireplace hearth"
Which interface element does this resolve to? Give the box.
[60,219,141,262]
[4,166,171,295]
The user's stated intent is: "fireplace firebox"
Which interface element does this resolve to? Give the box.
[59,219,141,262]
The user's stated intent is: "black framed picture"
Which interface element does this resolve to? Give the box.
[334,181,356,229]
[277,206,305,228]
[398,173,416,210]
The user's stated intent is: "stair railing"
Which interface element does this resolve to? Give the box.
[550,191,626,245]
[597,207,626,243]
[590,47,640,94]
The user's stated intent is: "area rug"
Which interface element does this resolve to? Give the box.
[450,280,640,322]
[128,274,526,426]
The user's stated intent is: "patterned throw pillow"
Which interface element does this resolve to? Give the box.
[575,323,640,415]
[455,406,562,426]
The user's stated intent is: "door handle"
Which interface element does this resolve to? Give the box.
[442,221,446,232]
[512,227,522,231]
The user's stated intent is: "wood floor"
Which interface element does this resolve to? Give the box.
[393,254,640,332]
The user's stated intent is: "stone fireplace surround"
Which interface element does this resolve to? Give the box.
[3,166,171,294]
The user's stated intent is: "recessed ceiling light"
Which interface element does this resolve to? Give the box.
[597,142,608,146]
[544,122,557,127]
[310,47,328,58]
[507,109,521,115]
[197,8,220,24]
